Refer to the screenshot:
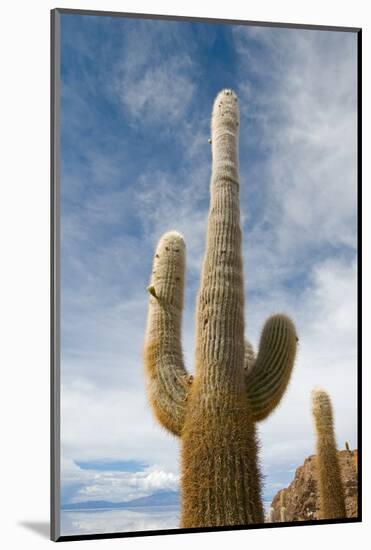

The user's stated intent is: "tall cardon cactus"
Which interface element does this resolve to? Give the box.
[144,89,298,528]
[311,388,346,519]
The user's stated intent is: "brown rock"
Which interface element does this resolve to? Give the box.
[270,450,358,522]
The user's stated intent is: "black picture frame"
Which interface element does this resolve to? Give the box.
[51,7,362,542]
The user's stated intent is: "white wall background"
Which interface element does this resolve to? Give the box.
[0,1,368,549]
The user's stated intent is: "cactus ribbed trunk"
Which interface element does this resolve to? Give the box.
[143,89,298,529]
[181,90,262,528]
[195,89,244,385]
[312,388,346,520]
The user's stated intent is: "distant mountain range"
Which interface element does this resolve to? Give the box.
[61,490,180,511]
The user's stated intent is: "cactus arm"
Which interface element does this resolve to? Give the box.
[311,388,346,519]
[244,314,298,422]
[144,231,190,436]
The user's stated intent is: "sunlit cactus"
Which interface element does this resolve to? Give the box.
[311,388,346,520]
[144,89,298,528]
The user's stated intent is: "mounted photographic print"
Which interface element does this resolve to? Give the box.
[51,8,361,542]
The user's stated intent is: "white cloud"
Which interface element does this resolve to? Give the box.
[117,60,195,124]
[61,458,179,504]
[61,379,180,472]
[134,169,209,276]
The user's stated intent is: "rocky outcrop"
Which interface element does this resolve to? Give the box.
[269,449,358,522]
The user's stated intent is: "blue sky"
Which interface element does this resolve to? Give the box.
[59,13,358,529]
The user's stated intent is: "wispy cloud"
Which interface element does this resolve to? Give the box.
[61,457,179,504]
[110,19,199,129]
[234,27,357,276]
[116,56,195,125]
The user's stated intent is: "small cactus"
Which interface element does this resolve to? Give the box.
[144,89,298,528]
[311,388,346,520]
[279,490,287,522]
[280,507,287,522]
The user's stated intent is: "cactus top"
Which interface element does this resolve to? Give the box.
[311,387,334,432]
[148,230,185,308]
[211,89,240,178]
[211,89,239,133]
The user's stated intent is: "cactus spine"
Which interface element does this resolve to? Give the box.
[144,89,298,528]
[311,388,346,520]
